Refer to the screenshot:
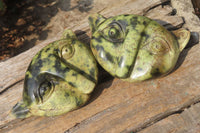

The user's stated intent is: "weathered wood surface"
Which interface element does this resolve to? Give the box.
[171,0,200,34]
[0,0,200,133]
[139,103,200,133]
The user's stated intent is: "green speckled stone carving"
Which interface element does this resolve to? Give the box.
[11,30,98,118]
[89,13,190,82]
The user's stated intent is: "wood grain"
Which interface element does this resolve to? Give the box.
[0,0,200,132]
[1,43,199,133]
[139,102,200,133]
[171,0,200,34]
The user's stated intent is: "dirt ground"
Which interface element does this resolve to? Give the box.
[0,0,199,61]
[0,0,94,61]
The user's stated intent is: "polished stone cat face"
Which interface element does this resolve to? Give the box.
[89,13,190,82]
[11,30,98,118]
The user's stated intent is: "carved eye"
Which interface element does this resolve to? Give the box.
[109,27,120,39]
[100,22,125,43]
[144,37,170,55]
[38,81,54,103]
[60,44,75,59]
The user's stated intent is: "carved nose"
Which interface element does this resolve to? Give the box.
[10,101,30,118]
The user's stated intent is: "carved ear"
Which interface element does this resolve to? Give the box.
[172,28,190,52]
[88,13,106,34]
[62,29,77,40]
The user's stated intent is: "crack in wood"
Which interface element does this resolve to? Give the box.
[142,0,170,16]
[0,79,24,95]
[64,96,200,133]
[64,99,135,133]
[124,96,200,133]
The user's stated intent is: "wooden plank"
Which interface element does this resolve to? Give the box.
[1,42,200,133]
[0,0,198,132]
[138,102,200,133]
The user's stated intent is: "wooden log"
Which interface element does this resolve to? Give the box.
[1,43,199,133]
[1,0,199,132]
